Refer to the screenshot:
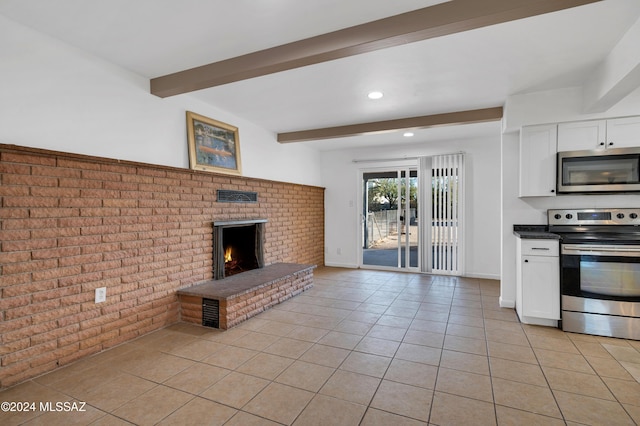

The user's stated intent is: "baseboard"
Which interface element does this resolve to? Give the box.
[499,297,515,308]
[322,261,359,269]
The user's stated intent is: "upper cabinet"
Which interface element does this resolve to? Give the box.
[519,124,557,197]
[558,116,640,152]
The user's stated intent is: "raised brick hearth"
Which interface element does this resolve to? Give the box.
[178,263,315,329]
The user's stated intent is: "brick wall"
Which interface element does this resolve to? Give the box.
[0,144,325,388]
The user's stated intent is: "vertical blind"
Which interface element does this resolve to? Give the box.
[421,153,464,275]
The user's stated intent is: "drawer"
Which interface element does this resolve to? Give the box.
[521,239,559,256]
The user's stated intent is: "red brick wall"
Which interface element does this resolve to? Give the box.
[0,144,325,388]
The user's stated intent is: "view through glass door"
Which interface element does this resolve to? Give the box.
[362,168,418,270]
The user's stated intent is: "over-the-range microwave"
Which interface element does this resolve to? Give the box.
[557,147,640,193]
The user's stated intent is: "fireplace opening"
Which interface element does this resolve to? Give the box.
[223,225,259,277]
[213,219,266,280]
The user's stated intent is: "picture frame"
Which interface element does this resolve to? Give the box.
[186,111,242,175]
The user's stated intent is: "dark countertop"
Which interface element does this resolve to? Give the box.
[513,225,561,240]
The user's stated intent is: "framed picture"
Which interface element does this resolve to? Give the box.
[186,111,242,175]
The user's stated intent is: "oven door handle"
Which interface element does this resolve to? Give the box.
[562,244,640,257]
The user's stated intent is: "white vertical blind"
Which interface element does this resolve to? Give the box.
[430,153,464,275]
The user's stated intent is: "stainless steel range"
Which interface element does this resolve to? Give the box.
[548,208,640,340]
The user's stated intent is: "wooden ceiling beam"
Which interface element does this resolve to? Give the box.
[150,0,601,98]
[276,107,503,143]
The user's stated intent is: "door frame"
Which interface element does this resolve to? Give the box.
[358,163,420,272]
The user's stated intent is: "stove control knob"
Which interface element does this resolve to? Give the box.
[565,214,573,219]
[554,214,562,220]
[617,213,625,219]
[631,213,638,219]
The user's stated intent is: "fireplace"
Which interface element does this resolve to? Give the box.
[213,219,267,280]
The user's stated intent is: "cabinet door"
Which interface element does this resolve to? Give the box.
[557,120,606,151]
[522,255,560,320]
[519,124,557,197]
[606,116,640,149]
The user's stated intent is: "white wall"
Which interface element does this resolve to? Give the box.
[0,15,321,187]
[321,135,501,280]
[500,87,640,307]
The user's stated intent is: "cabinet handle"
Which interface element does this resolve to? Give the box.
[524,259,529,263]
[600,142,605,146]
[551,189,555,193]
[531,247,550,251]
[608,142,614,146]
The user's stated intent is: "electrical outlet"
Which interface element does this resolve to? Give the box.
[95,287,106,303]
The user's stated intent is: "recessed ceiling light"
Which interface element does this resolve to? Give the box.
[367,91,383,100]
[403,132,414,137]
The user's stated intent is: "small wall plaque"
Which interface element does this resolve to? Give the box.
[217,190,258,203]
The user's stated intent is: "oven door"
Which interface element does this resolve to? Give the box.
[561,244,640,301]
[560,243,640,339]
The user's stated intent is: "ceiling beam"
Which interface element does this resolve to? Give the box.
[150,0,602,98]
[276,107,503,143]
[582,15,640,113]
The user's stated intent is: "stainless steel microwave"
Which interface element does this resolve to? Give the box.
[557,147,640,193]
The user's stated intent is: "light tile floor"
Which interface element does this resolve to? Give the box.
[2,267,640,425]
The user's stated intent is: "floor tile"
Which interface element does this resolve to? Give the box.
[440,349,489,375]
[601,376,640,406]
[488,357,547,387]
[320,370,380,405]
[243,383,314,425]
[435,367,493,402]
[384,358,438,389]
[4,268,640,426]
[317,331,363,350]
[360,408,428,425]
[201,345,258,370]
[585,355,636,380]
[554,390,635,425]
[293,394,366,426]
[236,352,294,380]
[299,344,351,368]
[487,340,537,364]
[112,385,192,425]
[495,405,565,426]
[355,336,401,357]
[430,391,496,426]
[224,411,281,426]
[542,366,615,400]
[156,397,237,426]
[492,378,562,419]
[534,348,596,374]
[339,351,392,378]
[200,372,269,408]
[83,373,157,412]
[163,362,230,394]
[443,334,487,356]
[370,380,432,422]
[395,342,442,366]
[275,360,335,392]
[403,329,445,348]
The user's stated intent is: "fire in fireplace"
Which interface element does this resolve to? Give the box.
[213,219,266,280]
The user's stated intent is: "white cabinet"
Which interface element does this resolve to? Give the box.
[516,238,560,326]
[606,116,640,148]
[557,120,606,151]
[558,116,640,152]
[519,124,557,197]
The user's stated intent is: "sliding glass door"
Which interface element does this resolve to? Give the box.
[361,168,418,270]
[360,153,464,275]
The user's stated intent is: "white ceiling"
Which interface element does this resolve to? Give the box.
[1,0,640,151]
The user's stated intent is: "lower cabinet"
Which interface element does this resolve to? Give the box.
[516,238,560,326]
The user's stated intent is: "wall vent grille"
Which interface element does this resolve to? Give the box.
[217,190,257,203]
[202,298,220,328]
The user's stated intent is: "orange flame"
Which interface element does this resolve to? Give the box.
[224,247,233,263]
